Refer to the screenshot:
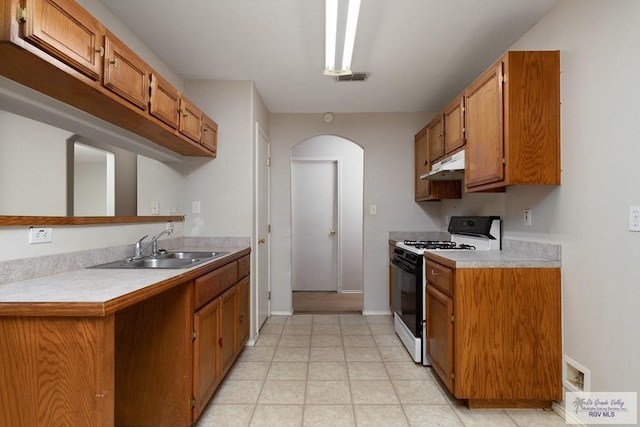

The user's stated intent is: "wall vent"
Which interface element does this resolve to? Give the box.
[335,72,369,82]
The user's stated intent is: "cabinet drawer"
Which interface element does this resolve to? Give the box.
[425,260,453,296]
[237,255,250,279]
[195,261,237,310]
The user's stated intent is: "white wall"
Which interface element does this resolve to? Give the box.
[269,113,440,314]
[291,135,364,293]
[0,111,69,216]
[441,0,640,398]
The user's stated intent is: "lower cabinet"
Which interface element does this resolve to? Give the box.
[425,256,562,408]
[192,254,251,421]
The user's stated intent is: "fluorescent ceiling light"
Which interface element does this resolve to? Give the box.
[324,0,361,76]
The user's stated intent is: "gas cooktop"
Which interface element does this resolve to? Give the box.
[401,240,476,250]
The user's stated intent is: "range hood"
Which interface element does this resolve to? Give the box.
[420,150,465,181]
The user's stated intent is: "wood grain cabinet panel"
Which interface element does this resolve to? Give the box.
[443,95,465,154]
[237,275,250,350]
[424,255,562,408]
[427,113,444,163]
[149,72,180,129]
[193,296,221,420]
[201,114,218,156]
[21,0,105,80]
[179,97,202,142]
[103,32,149,110]
[195,261,238,310]
[219,285,238,376]
[464,51,560,192]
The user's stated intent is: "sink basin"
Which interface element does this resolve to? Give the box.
[89,251,230,269]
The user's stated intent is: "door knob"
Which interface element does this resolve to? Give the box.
[330,229,336,236]
[258,238,266,244]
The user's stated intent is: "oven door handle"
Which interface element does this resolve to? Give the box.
[391,257,416,273]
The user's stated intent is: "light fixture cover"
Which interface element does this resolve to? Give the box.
[324,0,361,75]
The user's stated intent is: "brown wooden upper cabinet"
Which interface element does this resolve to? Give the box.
[464,51,560,192]
[443,95,465,156]
[178,97,203,143]
[201,114,219,157]
[149,72,180,129]
[20,0,105,81]
[415,125,462,202]
[427,114,444,162]
[3,0,219,158]
[103,32,149,110]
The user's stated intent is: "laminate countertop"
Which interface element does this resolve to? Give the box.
[423,249,561,269]
[0,245,250,316]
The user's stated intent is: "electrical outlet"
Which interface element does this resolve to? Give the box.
[150,201,159,215]
[523,209,532,227]
[29,227,52,244]
[369,204,377,215]
[629,206,640,231]
[166,221,174,232]
[192,201,201,214]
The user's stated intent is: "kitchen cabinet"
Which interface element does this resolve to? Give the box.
[103,31,149,110]
[442,95,465,156]
[464,51,560,192]
[414,125,461,202]
[179,96,203,142]
[427,113,444,162]
[220,284,238,375]
[20,0,105,81]
[150,72,180,129]
[201,113,219,156]
[1,0,218,157]
[0,248,251,426]
[425,255,562,408]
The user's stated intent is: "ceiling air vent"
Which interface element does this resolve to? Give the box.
[335,72,369,82]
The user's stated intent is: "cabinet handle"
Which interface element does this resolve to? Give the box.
[109,58,119,67]
[96,46,104,57]
[218,337,223,347]
[431,270,438,276]
[239,314,244,324]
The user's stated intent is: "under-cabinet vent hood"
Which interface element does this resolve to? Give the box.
[420,150,465,181]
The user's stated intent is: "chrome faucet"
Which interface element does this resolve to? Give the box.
[132,226,174,259]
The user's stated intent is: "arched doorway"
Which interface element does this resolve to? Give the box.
[290,135,364,313]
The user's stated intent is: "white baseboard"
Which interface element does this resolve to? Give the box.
[270,310,294,316]
[362,310,392,316]
[244,333,258,347]
[553,401,585,426]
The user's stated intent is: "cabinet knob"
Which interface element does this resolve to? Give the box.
[239,314,244,324]
[109,58,119,67]
[218,337,223,347]
[431,270,438,276]
[96,46,104,57]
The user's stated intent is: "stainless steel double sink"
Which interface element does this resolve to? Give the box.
[90,251,229,269]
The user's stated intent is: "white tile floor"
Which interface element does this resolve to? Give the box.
[196,314,568,426]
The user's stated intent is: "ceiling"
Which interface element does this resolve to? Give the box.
[98,0,559,114]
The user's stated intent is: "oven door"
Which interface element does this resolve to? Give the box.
[391,257,422,338]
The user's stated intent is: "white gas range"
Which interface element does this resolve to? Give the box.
[391,216,501,365]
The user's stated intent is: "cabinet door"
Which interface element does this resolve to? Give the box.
[149,73,180,129]
[237,276,250,351]
[426,284,454,394]
[201,114,218,156]
[193,297,221,420]
[178,97,202,142]
[220,285,238,376]
[427,114,444,163]
[414,127,430,201]
[443,96,464,154]
[103,32,148,110]
[21,0,104,80]
[464,61,504,188]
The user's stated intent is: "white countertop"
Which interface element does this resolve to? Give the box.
[424,249,561,268]
[0,246,247,305]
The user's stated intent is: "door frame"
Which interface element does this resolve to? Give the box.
[290,156,343,293]
[255,122,271,335]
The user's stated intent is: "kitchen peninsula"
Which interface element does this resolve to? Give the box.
[0,240,250,426]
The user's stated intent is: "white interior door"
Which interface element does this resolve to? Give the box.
[256,123,270,330]
[291,160,338,292]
